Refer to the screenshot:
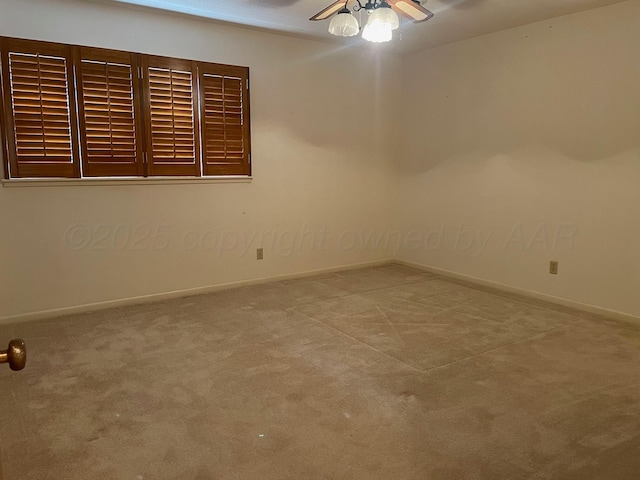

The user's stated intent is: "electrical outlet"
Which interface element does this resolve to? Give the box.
[549,261,558,275]
[257,248,264,260]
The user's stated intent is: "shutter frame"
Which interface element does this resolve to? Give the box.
[0,37,80,178]
[0,43,9,180]
[75,46,145,177]
[143,56,200,177]
[199,63,251,176]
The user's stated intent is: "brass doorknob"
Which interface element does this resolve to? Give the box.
[0,339,27,371]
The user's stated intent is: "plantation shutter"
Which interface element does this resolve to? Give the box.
[1,38,79,178]
[76,48,143,177]
[2,37,252,181]
[199,64,251,176]
[142,57,199,176]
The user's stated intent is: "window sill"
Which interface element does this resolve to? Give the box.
[1,176,253,188]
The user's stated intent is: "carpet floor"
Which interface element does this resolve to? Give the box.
[1,264,639,479]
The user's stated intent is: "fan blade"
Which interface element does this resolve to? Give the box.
[310,1,347,21]
[389,0,434,23]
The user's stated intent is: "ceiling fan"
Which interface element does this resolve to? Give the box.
[310,0,434,43]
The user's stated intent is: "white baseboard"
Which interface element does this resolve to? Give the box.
[0,259,394,324]
[396,260,640,325]
[3,258,638,326]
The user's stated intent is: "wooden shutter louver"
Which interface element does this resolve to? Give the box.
[1,39,79,178]
[200,64,250,176]
[144,57,199,176]
[76,48,143,177]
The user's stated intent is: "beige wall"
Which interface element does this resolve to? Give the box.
[396,1,640,317]
[2,0,638,320]
[0,0,400,319]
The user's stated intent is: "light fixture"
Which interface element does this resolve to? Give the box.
[368,2,400,30]
[310,1,435,42]
[361,21,393,43]
[328,7,360,37]
[361,1,398,42]
[327,0,401,43]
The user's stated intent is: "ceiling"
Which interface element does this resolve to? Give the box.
[108,0,627,53]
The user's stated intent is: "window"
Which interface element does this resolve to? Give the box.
[0,37,251,180]
[76,47,143,177]
[200,64,250,176]
[0,39,80,178]
[143,56,199,176]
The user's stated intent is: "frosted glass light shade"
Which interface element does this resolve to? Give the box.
[362,21,393,43]
[328,11,359,37]
[368,6,400,30]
